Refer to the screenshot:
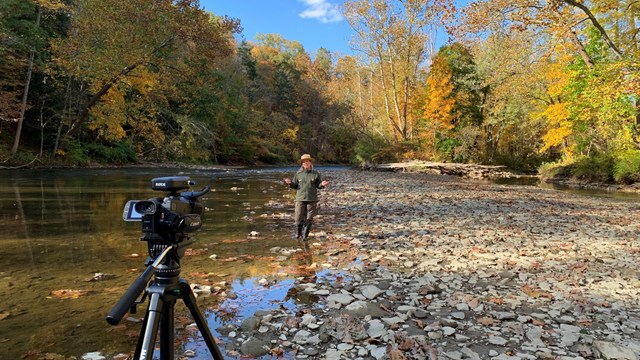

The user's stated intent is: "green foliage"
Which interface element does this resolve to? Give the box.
[323,120,358,163]
[62,140,91,166]
[84,141,137,165]
[352,135,419,166]
[435,133,461,162]
[538,150,640,185]
[492,152,546,173]
[352,135,388,166]
[538,161,572,180]
[255,147,285,164]
[570,154,614,183]
[613,150,640,184]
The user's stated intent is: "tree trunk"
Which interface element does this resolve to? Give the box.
[11,6,41,156]
[39,101,46,158]
[387,47,404,140]
[53,78,73,157]
[377,51,402,142]
[567,28,595,68]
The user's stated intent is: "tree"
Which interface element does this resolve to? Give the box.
[343,0,454,144]
[50,0,239,156]
[422,55,455,137]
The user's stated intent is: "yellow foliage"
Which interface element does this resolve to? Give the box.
[124,68,160,96]
[544,60,572,98]
[540,125,572,153]
[539,102,572,154]
[88,88,127,141]
[36,0,66,11]
[543,102,570,125]
[283,126,299,143]
[537,52,576,157]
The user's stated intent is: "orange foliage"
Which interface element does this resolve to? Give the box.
[421,56,455,143]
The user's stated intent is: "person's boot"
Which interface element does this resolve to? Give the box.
[302,222,312,241]
[295,224,303,240]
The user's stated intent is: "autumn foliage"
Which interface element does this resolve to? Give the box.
[1,0,638,181]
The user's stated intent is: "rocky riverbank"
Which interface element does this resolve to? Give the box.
[209,170,640,360]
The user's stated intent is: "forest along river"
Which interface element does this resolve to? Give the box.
[1,166,638,359]
[0,166,348,359]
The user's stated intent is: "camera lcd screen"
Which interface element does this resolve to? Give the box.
[123,200,143,221]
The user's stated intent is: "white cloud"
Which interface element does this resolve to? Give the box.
[298,0,344,23]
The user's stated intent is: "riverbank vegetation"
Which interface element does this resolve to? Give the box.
[1,0,638,183]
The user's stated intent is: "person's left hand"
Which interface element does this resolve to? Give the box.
[321,179,329,187]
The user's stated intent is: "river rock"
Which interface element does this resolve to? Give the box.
[594,340,638,360]
[239,336,270,357]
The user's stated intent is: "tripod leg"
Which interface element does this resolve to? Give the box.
[159,299,175,360]
[134,292,164,360]
[179,280,225,360]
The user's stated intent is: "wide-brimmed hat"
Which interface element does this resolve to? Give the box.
[298,154,314,164]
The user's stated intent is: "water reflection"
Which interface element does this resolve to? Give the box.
[0,166,342,359]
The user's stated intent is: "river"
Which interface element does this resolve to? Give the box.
[1,166,637,359]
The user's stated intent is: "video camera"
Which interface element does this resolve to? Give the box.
[123,176,210,244]
[108,176,224,360]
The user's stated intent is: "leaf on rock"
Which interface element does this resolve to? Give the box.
[487,297,505,304]
[184,248,207,256]
[522,284,553,299]
[478,316,496,326]
[270,347,284,356]
[389,349,408,360]
[49,289,91,299]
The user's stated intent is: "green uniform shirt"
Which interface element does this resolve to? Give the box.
[289,169,324,201]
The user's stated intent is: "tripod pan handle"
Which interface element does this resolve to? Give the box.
[106,265,154,325]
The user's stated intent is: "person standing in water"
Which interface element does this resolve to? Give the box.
[283,154,329,241]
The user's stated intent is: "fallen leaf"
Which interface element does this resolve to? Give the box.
[49,289,91,299]
[184,248,207,256]
[477,317,496,326]
[531,318,545,326]
[389,349,407,360]
[487,297,505,305]
[270,347,284,356]
[522,284,553,299]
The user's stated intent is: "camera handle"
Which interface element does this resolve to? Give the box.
[180,186,210,202]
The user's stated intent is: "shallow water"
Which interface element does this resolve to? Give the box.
[492,175,640,201]
[0,166,347,359]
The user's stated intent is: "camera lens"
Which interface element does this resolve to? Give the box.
[134,201,156,214]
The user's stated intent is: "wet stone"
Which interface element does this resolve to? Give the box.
[239,336,270,357]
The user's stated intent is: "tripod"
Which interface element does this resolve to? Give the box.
[107,242,224,360]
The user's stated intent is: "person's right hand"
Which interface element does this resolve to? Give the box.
[284,177,291,185]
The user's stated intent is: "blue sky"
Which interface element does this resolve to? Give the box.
[201,0,355,57]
